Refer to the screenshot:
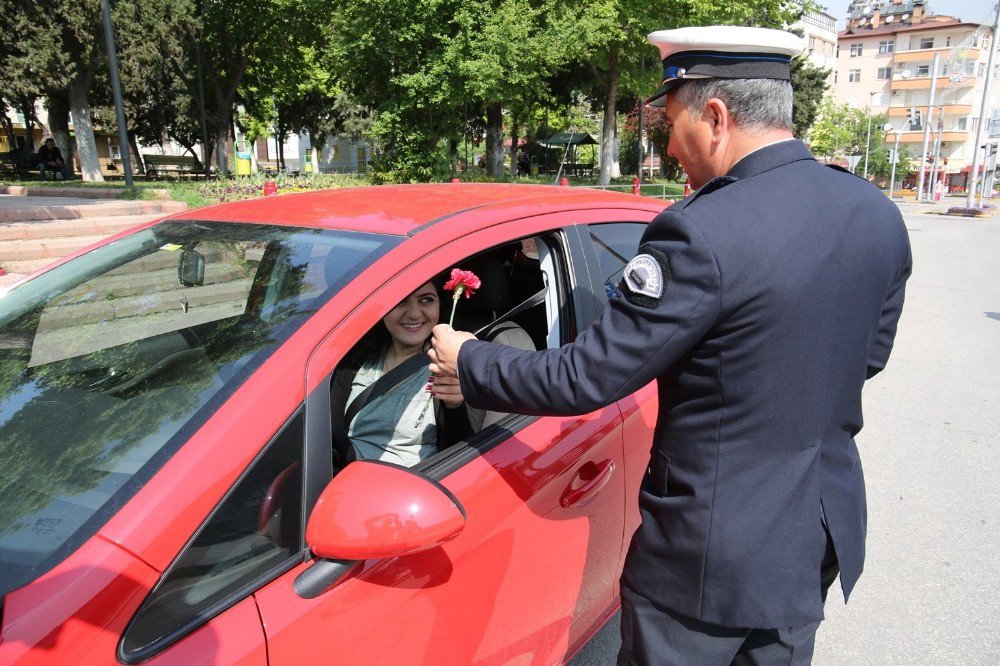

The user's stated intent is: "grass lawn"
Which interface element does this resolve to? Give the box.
[1,172,685,209]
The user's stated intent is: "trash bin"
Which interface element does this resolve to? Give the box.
[235,140,253,177]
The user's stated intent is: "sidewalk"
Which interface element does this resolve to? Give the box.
[0,187,185,287]
[890,193,999,217]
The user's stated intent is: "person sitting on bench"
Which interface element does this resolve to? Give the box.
[38,138,67,180]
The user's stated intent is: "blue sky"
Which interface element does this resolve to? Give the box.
[931,0,997,24]
[826,1,997,25]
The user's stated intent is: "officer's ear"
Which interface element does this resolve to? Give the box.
[703,98,730,143]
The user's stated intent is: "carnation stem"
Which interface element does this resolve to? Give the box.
[448,286,463,326]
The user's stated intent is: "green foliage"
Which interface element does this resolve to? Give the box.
[790,57,829,138]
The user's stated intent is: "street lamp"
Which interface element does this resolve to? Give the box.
[863,91,880,180]
[886,123,902,200]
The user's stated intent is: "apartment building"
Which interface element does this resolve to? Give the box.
[797,9,840,81]
[836,0,998,190]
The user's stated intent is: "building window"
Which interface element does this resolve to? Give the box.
[972,117,980,132]
[848,69,861,83]
[877,67,893,80]
[981,63,987,77]
[878,40,895,53]
[850,43,863,57]
[808,36,817,51]
[919,37,935,49]
[968,62,977,75]
[957,118,968,131]
[916,65,931,77]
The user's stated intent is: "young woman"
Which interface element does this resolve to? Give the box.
[330,280,469,468]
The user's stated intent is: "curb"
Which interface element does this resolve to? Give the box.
[0,185,173,200]
[0,200,186,223]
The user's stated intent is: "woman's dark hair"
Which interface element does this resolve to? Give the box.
[349,278,445,364]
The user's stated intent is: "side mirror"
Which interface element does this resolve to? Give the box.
[306,461,466,560]
[178,249,205,287]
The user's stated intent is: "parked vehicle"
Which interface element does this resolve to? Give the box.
[0,184,663,665]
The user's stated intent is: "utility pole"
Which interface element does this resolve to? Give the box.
[888,127,902,200]
[929,117,944,199]
[100,0,133,186]
[917,53,940,201]
[863,91,878,179]
[967,3,1000,208]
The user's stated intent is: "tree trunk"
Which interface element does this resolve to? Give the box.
[128,131,142,176]
[214,110,231,177]
[18,98,39,151]
[449,138,459,177]
[68,76,104,182]
[598,51,620,186]
[486,103,504,179]
[509,118,520,179]
[46,94,74,178]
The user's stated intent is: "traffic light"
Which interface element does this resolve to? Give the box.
[992,144,998,156]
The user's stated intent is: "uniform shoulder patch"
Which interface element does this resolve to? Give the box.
[619,246,670,308]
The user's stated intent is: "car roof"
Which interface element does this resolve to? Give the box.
[175,183,664,235]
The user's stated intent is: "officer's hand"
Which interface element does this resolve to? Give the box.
[429,324,476,378]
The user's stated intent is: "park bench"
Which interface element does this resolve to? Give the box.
[143,153,202,179]
[0,150,43,178]
[257,160,300,177]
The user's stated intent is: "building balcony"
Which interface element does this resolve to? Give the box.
[893,47,980,63]
[886,104,973,117]
[890,76,975,90]
[889,130,969,143]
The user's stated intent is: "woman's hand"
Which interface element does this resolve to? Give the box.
[428,374,464,409]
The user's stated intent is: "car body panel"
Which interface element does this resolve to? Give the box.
[0,185,666,665]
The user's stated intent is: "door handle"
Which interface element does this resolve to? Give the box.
[560,459,615,508]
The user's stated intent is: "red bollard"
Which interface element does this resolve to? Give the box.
[0,267,6,277]
[451,177,461,183]
[559,177,569,187]
[263,180,277,196]
[683,178,692,197]
[632,176,641,195]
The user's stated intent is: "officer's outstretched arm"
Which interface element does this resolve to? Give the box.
[456,209,721,416]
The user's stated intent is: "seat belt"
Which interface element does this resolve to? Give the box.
[339,288,545,442]
[473,287,547,337]
[343,352,430,429]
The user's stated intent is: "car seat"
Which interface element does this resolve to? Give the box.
[450,250,536,430]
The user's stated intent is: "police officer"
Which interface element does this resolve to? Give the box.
[430,25,911,665]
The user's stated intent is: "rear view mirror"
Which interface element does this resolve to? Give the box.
[178,249,205,287]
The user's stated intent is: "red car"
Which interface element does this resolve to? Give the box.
[0,184,664,665]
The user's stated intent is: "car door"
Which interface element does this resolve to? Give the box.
[253,213,628,664]
[578,221,660,554]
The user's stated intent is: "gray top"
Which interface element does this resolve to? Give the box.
[347,351,437,467]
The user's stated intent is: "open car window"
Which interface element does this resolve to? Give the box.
[328,233,573,473]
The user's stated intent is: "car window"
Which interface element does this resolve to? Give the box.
[0,221,400,600]
[120,410,304,663]
[588,222,648,297]
[328,234,571,470]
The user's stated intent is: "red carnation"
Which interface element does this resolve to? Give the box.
[443,268,482,326]
[444,268,481,299]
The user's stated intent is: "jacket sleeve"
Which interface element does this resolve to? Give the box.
[867,242,912,379]
[457,208,721,416]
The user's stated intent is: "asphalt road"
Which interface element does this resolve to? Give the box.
[570,207,1000,665]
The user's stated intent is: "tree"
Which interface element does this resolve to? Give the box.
[3,1,107,179]
[790,57,829,139]
[585,0,805,186]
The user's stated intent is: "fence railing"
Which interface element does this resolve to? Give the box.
[584,183,684,201]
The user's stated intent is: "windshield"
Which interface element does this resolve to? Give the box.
[0,220,400,598]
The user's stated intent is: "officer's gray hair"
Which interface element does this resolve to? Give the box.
[673,78,793,133]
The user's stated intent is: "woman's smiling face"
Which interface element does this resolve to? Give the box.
[382,281,441,350]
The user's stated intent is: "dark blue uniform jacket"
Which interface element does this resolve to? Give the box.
[457,140,912,628]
